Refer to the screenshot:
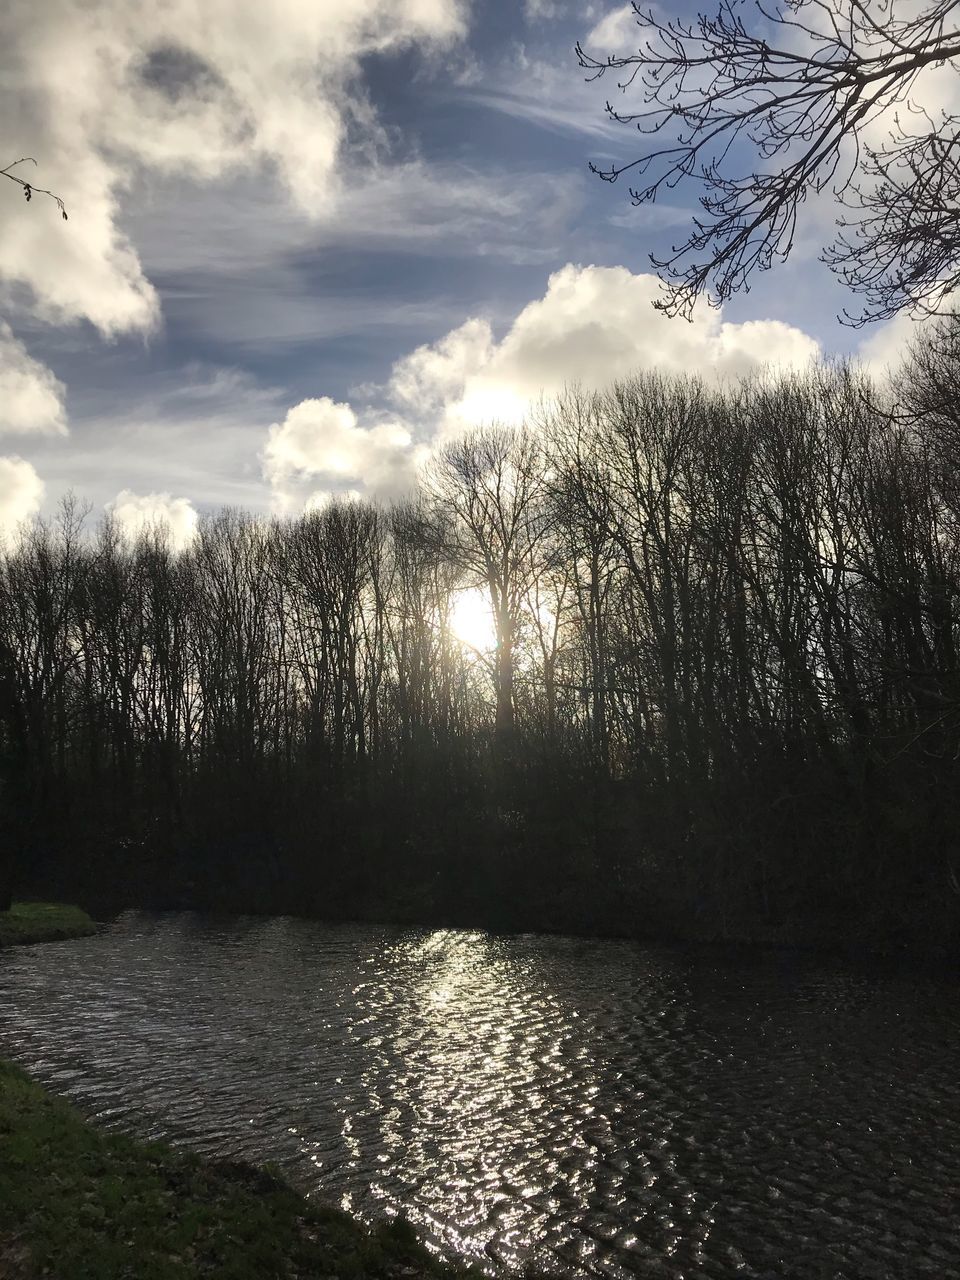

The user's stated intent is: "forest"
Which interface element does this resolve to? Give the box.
[3,328,960,955]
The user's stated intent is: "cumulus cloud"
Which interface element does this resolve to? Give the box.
[264,263,822,499]
[304,488,364,512]
[857,310,933,378]
[0,456,44,548]
[0,324,67,435]
[389,317,494,415]
[389,264,821,435]
[585,5,641,51]
[263,397,425,510]
[106,489,200,550]
[2,0,467,337]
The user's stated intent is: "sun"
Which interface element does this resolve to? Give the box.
[449,588,497,652]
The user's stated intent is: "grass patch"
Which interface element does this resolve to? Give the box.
[0,1059,467,1279]
[0,902,98,947]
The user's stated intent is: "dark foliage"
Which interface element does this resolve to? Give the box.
[2,348,960,954]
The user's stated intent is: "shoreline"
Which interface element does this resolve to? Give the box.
[0,1059,463,1280]
[40,888,960,973]
[0,902,98,948]
[0,900,471,1280]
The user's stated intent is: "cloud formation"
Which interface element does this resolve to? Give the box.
[263,397,425,510]
[0,323,67,435]
[0,456,44,548]
[106,489,200,550]
[2,0,467,337]
[389,317,495,416]
[585,5,640,51]
[265,263,823,508]
[857,309,933,378]
[391,264,821,436]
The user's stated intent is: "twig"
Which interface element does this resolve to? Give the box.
[1,158,68,220]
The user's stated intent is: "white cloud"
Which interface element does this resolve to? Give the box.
[389,264,821,434]
[1,0,468,338]
[34,361,285,516]
[461,70,618,141]
[117,162,582,358]
[106,489,199,550]
[127,163,581,304]
[304,488,363,512]
[0,324,67,435]
[265,264,822,498]
[389,317,494,415]
[714,318,822,379]
[857,310,933,378]
[263,397,425,510]
[0,456,44,548]
[585,5,640,51]
[524,0,566,20]
[455,18,631,142]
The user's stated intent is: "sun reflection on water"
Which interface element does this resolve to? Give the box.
[1,916,954,1277]
[322,928,702,1274]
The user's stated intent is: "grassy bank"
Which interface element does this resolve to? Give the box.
[0,901,98,947]
[0,1059,463,1280]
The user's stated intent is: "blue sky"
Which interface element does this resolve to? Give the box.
[0,0,916,542]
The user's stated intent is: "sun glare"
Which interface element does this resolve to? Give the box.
[449,588,497,652]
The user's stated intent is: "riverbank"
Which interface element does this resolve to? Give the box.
[0,1059,463,1280]
[0,901,98,947]
[28,874,960,968]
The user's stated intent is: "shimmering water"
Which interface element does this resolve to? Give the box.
[1,913,959,1278]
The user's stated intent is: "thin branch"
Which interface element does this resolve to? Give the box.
[579,0,960,322]
[1,158,68,220]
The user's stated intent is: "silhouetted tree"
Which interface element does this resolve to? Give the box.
[2,361,959,949]
[424,427,548,750]
[579,1,960,322]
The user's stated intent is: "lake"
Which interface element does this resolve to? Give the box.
[1,913,958,1278]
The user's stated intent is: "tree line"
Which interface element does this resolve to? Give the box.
[3,334,960,951]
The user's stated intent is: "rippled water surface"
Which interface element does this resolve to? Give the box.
[1,914,959,1278]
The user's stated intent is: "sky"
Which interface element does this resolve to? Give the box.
[0,0,927,546]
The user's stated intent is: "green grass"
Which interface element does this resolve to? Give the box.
[0,901,98,947]
[0,1060,466,1279]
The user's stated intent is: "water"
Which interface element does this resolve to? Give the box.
[1,913,958,1279]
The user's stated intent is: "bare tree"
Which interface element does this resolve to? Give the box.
[424,426,547,747]
[2,363,959,945]
[578,1,960,322]
[898,311,960,470]
[543,390,620,767]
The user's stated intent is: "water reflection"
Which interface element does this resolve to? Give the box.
[1,914,959,1278]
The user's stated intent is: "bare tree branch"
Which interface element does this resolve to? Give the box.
[1,157,68,220]
[578,0,960,323]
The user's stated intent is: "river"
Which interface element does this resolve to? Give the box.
[0,912,958,1278]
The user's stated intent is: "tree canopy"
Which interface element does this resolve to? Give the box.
[578,0,960,324]
[5,353,960,951]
